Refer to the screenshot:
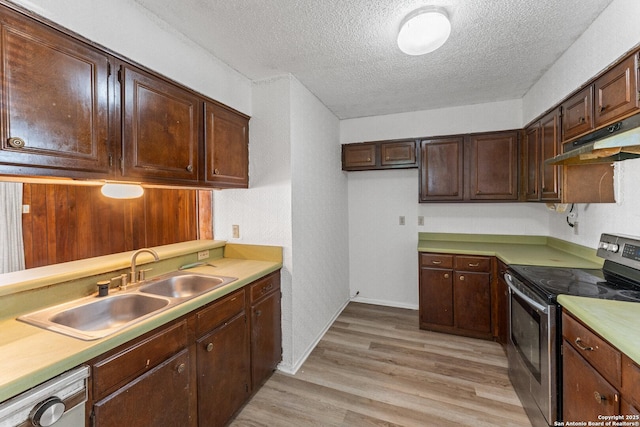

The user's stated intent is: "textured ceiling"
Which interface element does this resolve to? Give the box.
[132,0,615,119]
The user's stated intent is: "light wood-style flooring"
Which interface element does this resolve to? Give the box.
[231,302,532,427]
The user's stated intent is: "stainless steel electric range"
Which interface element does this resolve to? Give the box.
[504,233,640,427]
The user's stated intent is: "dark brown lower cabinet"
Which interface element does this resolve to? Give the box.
[249,271,282,388]
[418,252,492,339]
[93,349,191,427]
[197,313,250,427]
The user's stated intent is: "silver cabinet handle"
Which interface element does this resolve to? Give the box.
[468,262,480,267]
[431,260,442,265]
[575,337,594,352]
[177,363,186,374]
[206,343,214,352]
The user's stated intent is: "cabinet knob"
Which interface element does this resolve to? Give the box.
[206,343,214,352]
[385,156,390,160]
[177,363,186,374]
[7,137,25,148]
[366,158,371,162]
[213,168,220,175]
[459,275,465,281]
[255,309,262,317]
[593,391,606,404]
[186,165,193,172]
[578,116,585,124]
[599,105,606,113]
[444,273,450,279]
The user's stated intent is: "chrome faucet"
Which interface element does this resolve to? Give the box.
[130,248,160,285]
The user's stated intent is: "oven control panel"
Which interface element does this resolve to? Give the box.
[598,233,640,268]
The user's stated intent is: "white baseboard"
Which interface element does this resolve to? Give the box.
[276,297,351,375]
[351,296,419,310]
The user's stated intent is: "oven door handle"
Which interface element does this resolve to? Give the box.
[504,273,549,314]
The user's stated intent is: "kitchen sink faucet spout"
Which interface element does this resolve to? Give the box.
[130,248,160,285]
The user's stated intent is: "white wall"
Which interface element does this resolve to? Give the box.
[342,100,551,308]
[11,0,252,114]
[523,0,640,248]
[214,75,349,373]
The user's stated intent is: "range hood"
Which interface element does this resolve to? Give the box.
[546,114,640,165]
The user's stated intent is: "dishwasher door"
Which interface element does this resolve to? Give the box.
[0,366,89,427]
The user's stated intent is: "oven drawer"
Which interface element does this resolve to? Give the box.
[562,311,621,388]
[454,256,491,272]
[420,253,453,269]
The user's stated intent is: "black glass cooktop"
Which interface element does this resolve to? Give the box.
[509,264,640,302]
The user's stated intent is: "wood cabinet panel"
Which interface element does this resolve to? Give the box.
[204,101,249,188]
[454,255,491,273]
[0,7,111,177]
[622,355,640,409]
[420,253,453,269]
[468,131,519,200]
[93,349,191,427]
[454,271,491,334]
[195,288,245,337]
[419,267,453,327]
[342,143,376,169]
[561,86,594,142]
[594,52,640,126]
[121,64,200,183]
[251,289,282,388]
[523,124,540,201]
[419,137,464,201]
[539,110,561,201]
[563,342,619,422]
[197,313,250,427]
[380,141,416,166]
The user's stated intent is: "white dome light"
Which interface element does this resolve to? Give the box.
[397,8,451,56]
[101,182,144,199]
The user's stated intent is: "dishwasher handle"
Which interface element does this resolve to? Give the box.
[504,272,549,314]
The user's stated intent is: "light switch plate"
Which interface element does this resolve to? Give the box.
[232,225,240,238]
[399,216,405,226]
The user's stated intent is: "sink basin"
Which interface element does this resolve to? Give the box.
[49,294,169,331]
[18,293,172,340]
[139,274,237,299]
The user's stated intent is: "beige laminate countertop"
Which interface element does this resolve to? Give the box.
[0,244,282,403]
[558,295,640,366]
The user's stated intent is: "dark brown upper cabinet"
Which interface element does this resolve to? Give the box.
[342,139,417,171]
[120,64,200,185]
[419,137,464,202]
[594,51,639,127]
[204,101,249,188]
[468,131,519,201]
[419,131,518,202]
[561,86,594,142]
[0,6,112,179]
[523,109,561,202]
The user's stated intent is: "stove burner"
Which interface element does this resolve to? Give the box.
[614,290,640,302]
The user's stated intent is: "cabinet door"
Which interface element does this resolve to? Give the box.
[419,268,454,327]
[594,52,639,127]
[93,349,191,427]
[251,290,282,388]
[0,8,111,177]
[539,109,561,201]
[380,140,416,167]
[197,313,250,427]
[523,124,540,201]
[419,137,464,202]
[563,342,619,423]
[454,271,491,334]
[342,143,376,170]
[121,64,199,183]
[204,101,249,188]
[561,86,594,141]
[468,131,519,200]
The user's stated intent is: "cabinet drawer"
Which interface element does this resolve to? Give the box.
[622,355,640,408]
[420,253,453,269]
[562,312,621,387]
[93,320,188,399]
[454,256,491,272]
[196,288,245,337]
[250,271,281,303]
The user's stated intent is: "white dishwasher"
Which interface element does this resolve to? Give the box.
[0,366,89,427]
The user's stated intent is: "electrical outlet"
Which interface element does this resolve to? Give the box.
[197,250,209,260]
[573,221,579,235]
[418,216,424,226]
[22,205,30,214]
[232,224,240,238]
[399,216,405,226]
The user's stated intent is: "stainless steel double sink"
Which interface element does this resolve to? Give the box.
[18,272,237,340]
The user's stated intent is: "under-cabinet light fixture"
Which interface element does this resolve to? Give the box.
[100,182,144,199]
[397,7,451,56]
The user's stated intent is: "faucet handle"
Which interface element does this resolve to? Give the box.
[111,273,129,291]
[138,268,152,282]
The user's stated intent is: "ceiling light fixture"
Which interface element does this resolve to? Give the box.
[100,182,144,199]
[397,7,451,56]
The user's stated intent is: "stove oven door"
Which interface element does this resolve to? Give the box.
[505,272,558,427]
